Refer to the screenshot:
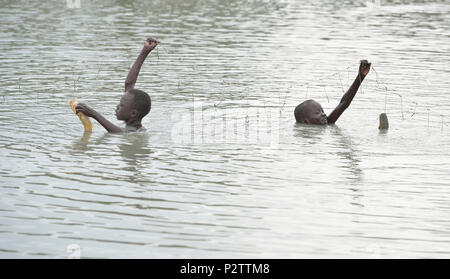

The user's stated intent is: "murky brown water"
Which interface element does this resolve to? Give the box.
[1,0,450,258]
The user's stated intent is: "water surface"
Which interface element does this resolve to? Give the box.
[1,0,450,258]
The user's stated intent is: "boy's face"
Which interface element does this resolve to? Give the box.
[115,92,137,121]
[304,101,328,125]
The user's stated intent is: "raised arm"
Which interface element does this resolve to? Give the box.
[124,37,159,92]
[327,60,371,124]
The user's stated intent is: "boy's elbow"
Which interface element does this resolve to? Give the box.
[124,82,131,91]
[125,80,136,91]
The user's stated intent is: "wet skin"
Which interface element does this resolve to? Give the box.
[115,92,137,122]
[75,37,159,133]
[302,101,328,125]
[300,60,371,125]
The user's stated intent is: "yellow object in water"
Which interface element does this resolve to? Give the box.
[69,99,93,132]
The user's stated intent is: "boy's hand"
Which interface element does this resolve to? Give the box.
[359,60,371,76]
[75,103,97,118]
[144,37,159,50]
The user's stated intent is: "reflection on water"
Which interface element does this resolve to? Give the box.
[1,0,450,258]
[330,126,363,185]
[71,131,93,152]
[293,123,328,142]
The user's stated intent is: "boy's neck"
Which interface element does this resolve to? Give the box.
[125,118,142,130]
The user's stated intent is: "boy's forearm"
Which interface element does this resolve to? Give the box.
[340,73,365,107]
[327,73,365,124]
[93,112,123,133]
[124,47,152,92]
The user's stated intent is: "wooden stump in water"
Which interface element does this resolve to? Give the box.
[379,113,389,130]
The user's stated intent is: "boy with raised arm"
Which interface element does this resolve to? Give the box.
[75,37,159,133]
[294,60,371,125]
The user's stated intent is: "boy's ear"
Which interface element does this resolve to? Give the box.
[130,109,138,118]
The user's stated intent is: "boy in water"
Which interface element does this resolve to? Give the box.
[75,37,159,133]
[294,60,371,125]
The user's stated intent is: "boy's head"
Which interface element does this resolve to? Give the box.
[115,89,151,121]
[294,99,327,125]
